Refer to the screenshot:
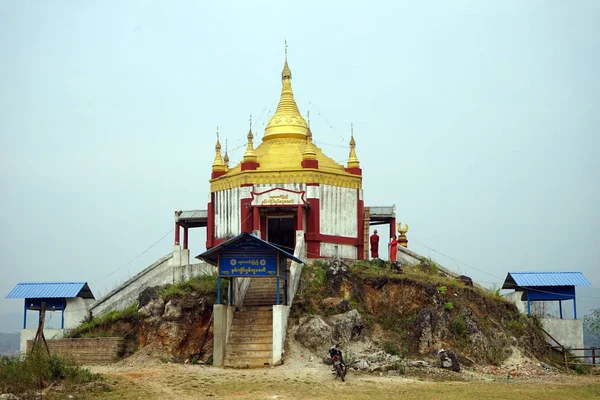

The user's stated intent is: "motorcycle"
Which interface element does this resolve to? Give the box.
[331,355,347,382]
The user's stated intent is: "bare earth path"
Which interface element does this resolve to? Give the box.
[87,361,600,400]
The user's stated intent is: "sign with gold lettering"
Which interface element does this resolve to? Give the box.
[250,188,306,207]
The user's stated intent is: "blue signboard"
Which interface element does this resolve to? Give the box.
[219,253,278,277]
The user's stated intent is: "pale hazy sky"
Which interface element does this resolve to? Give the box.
[1,1,599,331]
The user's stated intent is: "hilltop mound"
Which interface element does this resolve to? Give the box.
[290,259,550,369]
[71,259,553,374]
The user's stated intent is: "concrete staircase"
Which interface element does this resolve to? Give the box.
[223,278,284,368]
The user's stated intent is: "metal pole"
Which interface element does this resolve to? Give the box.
[593,347,596,366]
[573,296,578,319]
[276,277,280,305]
[559,300,563,319]
[23,306,27,329]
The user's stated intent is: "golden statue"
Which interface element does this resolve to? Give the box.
[397,222,409,248]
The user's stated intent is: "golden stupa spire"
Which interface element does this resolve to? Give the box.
[264,41,308,141]
[243,115,258,163]
[212,127,226,172]
[302,111,317,161]
[223,139,229,171]
[347,123,360,169]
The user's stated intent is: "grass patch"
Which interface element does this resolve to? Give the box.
[70,302,139,338]
[161,273,225,301]
[0,347,102,396]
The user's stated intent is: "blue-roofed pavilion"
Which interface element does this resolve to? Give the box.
[502,271,590,319]
[6,282,95,329]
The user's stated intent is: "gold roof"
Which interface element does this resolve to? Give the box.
[209,47,362,192]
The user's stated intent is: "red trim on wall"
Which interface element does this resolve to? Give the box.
[306,183,319,187]
[301,159,318,169]
[211,170,227,179]
[241,161,259,171]
[183,227,189,250]
[306,233,359,246]
[344,167,362,175]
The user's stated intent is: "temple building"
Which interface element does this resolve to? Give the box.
[203,51,383,260]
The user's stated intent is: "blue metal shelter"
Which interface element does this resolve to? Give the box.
[196,232,304,306]
[502,272,590,319]
[6,282,95,329]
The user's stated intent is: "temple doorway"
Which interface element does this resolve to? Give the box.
[267,216,295,253]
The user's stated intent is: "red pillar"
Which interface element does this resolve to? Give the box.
[174,222,180,245]
[253,207,260,232]
[183,226,188,250]
[296,206,303,231]
[206,193,215,249]
[390,217,396,240]
[305,183,320,258]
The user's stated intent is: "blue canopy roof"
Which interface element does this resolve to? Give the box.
[196,232,304,266]
[5,282,95,300]
[502,271,590,289]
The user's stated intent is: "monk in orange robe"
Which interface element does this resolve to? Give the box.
[389,235,398,262]
[370,230,379,259]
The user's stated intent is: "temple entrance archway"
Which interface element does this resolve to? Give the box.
[267,215,295,253]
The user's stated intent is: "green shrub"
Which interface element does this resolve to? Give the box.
[438,286,447,295]
[0,348,101,395]
[444,302,454,311]
[381,341,400,356]
[161,273,224,300]
[450,314,467,336]
[508,315,526,337]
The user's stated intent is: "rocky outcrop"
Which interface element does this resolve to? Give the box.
[295,310,365,351]
[294,316,332,351]
[136,287,213,361]
[438,349,461,372]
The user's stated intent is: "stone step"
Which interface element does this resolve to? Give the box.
[228,335,272,344]
[229,328,272,337]
[230,324,272,332]
[227,343,272,351]
[231,317,272,325]
[226,349,272,358]
[224,358,272,368]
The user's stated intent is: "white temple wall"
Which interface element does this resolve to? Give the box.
[320,243,357,259]
[319,185,357,238]
[214,188,241,239]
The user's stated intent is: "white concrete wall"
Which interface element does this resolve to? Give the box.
[319,185,357,238]
[174,263,216,282]
[90,253,175,317]
[320,243,357,259]
[214,188,241,239]
[64,298,95,329]
[20,329,64,354]
[272,305,291,365]
[502,291,526,314]
[542,318,585,356]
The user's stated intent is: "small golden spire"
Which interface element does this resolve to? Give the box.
[212,127,226,172]
[264,41,308,141]
[302,111,317,161]
[243,115,258,163]
[347,123,360,168]
[223,139,229,171]
[282,40,291,80]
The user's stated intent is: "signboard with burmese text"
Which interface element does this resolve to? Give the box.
[250,188,306,207]
[218,253,277,277]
